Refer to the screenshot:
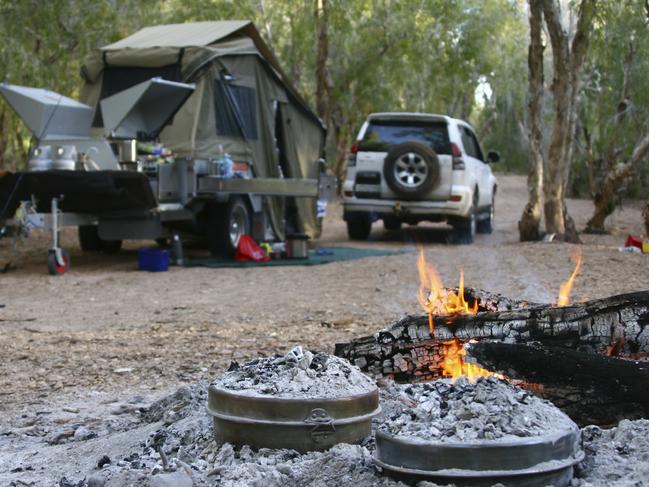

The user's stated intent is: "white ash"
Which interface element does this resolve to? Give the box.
[214,346,376,398]
[377,377,576,442]
[65,383,423,487]
[576,419,649,486]
[202,442,412,487]
[4,380,648,487]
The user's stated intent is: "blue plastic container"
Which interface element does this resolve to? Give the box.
[138,248,170,272]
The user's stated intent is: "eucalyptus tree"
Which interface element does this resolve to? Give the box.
[0,0,529,184]
[518,0,595,243]
[579,0,649,233]
[0,0,163,168]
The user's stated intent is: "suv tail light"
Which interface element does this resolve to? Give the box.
[348,140,360,166]
[451,143,465,170]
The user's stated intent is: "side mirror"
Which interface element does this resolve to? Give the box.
[486,150,500,164]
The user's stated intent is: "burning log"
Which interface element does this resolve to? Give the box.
[466,341,649,426]
[335,289,649,424]
[336,290,649,375]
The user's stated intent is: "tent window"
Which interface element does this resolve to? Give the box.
[214,80,258,140]
[93,64,182,127]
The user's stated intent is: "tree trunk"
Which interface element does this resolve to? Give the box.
[541,0,594,242]
[586,132,649,233]
[330,112,351,188]
[314,0,330,127]
[466,342,649,426]
[519,0,545,241]
[585,43,637,233]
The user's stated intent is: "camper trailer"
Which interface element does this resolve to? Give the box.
[0,21,334,274]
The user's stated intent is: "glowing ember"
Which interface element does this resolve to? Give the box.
[557,250,582,306]
[417,248,478,336]
[441,338,503,380]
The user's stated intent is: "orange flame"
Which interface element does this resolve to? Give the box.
[417,248,478,336]
[441,338,503,381]
[557,250,582,306]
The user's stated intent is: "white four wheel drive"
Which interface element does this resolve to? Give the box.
[342,112,499,244]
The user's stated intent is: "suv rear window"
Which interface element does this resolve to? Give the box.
[359,120,451,154]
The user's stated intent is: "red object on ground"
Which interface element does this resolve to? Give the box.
[625,235,643,249]
[235,235,270,262]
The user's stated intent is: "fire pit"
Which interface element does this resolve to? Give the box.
[207,347,380,452]
[335,249,649,425]
[374,377,583,486]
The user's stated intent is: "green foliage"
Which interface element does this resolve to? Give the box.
[0,0,529,170]
[472,0,529,171]
[0,0,163,167]
[0,0,643,197]
[574,0,649,198]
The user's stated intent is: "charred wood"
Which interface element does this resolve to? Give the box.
[335,290,649,383]
[466,341,649,426]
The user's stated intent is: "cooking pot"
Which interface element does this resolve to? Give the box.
[286,234,309,259]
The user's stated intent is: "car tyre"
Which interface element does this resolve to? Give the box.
[346,213,372,240]
[207,196,251,257]
[78,225,102,252]
[477,197,495,234]
[78,225,122,253]
[449,213,476,245]
[383,142,440,199]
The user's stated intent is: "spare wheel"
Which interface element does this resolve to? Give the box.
[383,142,440,199]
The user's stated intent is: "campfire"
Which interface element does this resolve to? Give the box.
[416,248,497,380]
[417,248,478,335]
[411,247,587,383]
[336,249,649,426]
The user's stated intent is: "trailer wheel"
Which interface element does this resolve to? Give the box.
[101,239,123,254]
[78,225,122,253]
[207,196,251,257]
[47,249,70,275]
[78,225,102,252]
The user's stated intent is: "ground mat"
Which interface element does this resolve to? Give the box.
[184,246,406,268]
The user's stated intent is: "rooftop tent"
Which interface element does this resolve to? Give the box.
[80,21,326,240]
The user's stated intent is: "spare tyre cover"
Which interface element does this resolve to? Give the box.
[383,141,440,199]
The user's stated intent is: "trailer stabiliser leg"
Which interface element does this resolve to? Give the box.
[47,197,70,275]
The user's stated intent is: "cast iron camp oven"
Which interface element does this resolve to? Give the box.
[207,385,380,452]
[374,424,583,487]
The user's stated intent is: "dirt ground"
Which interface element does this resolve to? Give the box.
[1,174,648,446]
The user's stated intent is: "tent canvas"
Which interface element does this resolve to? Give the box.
[80,21,326,240]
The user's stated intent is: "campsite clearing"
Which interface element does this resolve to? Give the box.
[1,175,648,418]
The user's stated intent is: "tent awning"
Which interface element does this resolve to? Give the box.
[102,21,251,50]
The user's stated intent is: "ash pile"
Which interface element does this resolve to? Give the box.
[215,346,376,398]
[378,377,574,442]
[4,348,649,487]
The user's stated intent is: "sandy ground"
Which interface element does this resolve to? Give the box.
[1,175,648,484]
